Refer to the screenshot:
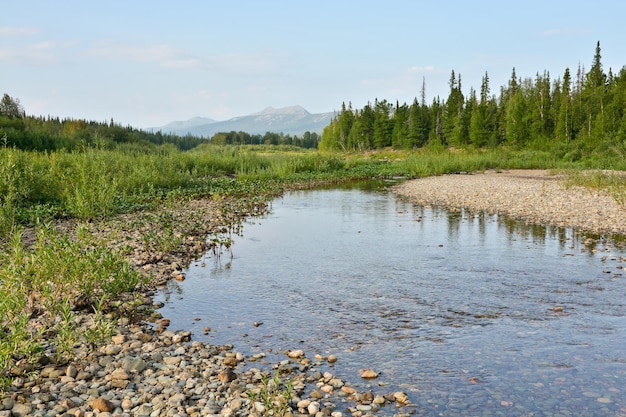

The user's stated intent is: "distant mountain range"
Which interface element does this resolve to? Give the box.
[150,105,334,137]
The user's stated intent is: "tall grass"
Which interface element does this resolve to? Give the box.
[0,145,35,235]
[0,146,355,233]
[2,144,625,234]
[561,169,626,206]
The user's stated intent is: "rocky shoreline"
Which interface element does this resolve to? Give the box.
[3,322,409,417]
[393,169,626,237]
[2,196,412,417]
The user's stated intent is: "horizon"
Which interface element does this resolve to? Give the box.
[2,1,625,129]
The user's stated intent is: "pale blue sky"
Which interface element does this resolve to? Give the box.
[1,1,624,128]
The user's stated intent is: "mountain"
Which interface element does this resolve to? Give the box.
[151,106,334,137]
[157,117,217,132]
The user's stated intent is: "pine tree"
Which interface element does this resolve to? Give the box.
[584,41,607,139]
[604,67,626,139]
[529,71,553,141]
[336,102,354,150]
[407,97,430,148]
[347,103,375,150]
[373,99,393,148]
[470,72,495,147]
[429,97,444,145]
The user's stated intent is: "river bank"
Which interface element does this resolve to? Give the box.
[1,194,412,417]
[393,169,626,237]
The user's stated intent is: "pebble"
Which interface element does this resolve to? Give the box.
[7,323,406,417]
[359,369,379,379]
[92,398,114,412]
[287,349,305,359]
[307,401,320,415]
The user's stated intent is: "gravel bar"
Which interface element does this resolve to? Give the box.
[393,169,626,236]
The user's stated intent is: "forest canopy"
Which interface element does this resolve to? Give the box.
[319,42,626,161]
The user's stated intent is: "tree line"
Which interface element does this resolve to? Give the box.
[0,109,206,152]
[0,95,320,152]
[211,130,319,148]
[320,42,626,160]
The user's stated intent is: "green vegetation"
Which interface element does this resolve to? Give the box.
[560,169,626,206]
[320,42,626,166]
[0,143,387,231]
[0,224,144,386]
[247,371,294,417]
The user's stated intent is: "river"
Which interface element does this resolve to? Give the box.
[155,181,626,416]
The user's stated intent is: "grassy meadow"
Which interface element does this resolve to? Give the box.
[1,142,626,389]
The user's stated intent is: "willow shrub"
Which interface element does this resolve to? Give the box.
[0,225,145,385]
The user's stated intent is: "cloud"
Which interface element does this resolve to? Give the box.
[408,65,436,73]
[541,28,589,37]
[0,26,38,36]
[89,43,183,64]
[88,42,282,75]
[0,41,59,65]
[161,58,203,69]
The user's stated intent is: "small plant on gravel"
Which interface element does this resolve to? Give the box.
[247,370,294,417]
[53,299,78,363]
[82,295,116,346]
[0,224,146,390]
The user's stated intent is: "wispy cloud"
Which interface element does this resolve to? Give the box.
[0,41,59,65]
[0,26,38,36]
[89,43,183,63]
[541,28,589,37]
[88,42,283,75]
[161,58,203,69]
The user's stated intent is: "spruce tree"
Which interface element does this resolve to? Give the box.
[555,68,573,143]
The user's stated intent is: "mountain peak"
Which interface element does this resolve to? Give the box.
[158,116,216,130]
[251,105,310,116]
[152,105,333,137]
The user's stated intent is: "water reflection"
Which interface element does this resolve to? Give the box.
[155,181,626,416]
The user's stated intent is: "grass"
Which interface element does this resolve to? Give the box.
[560,169,626,207]
[2,144,625,234]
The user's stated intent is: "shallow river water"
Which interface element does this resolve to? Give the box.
[156,181,626,416]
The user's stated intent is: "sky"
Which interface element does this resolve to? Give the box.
[2,1,625,128]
